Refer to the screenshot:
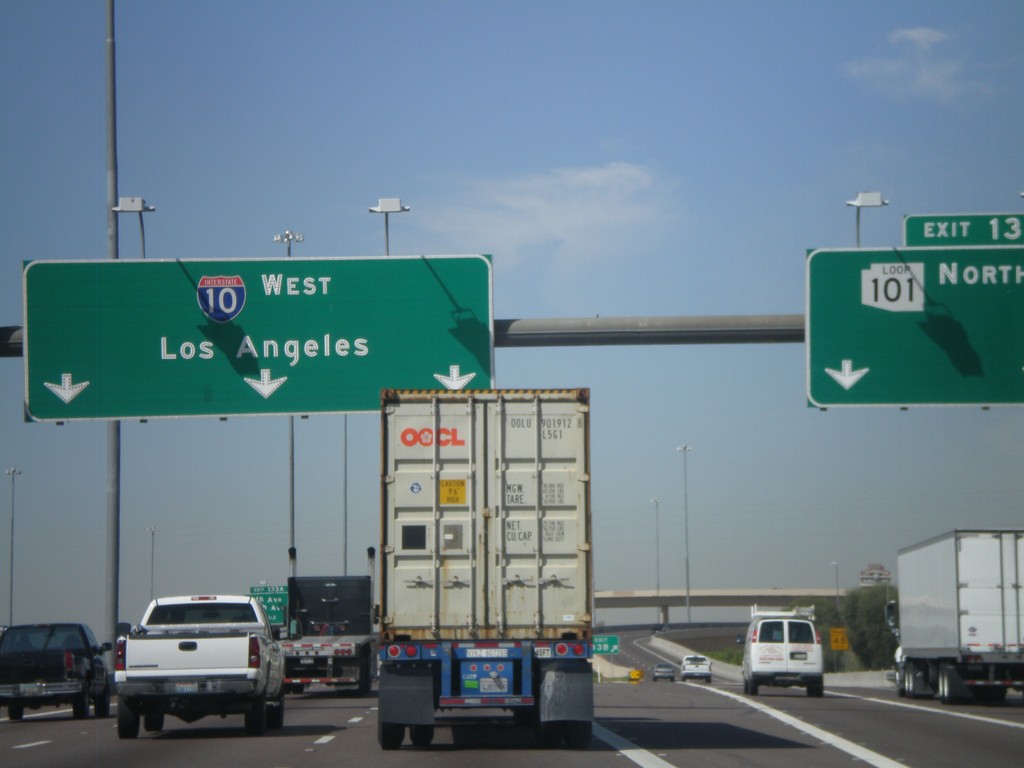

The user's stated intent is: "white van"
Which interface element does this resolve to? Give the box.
[742,606,824,697]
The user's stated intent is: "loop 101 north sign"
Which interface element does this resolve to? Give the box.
[23,255,493,421]
[806,246,1024,408]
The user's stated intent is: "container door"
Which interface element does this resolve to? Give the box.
[957,532,1011,652]
[488,394,591,639]
[385,397,485,639]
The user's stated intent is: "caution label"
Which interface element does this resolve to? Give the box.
[440,478,466,505]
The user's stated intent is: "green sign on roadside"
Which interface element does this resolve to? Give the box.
[806,246,1024,407]
[24,255,493,421]
[904,213,1023,247]
[250,584,288,626]
[593,634,620,654]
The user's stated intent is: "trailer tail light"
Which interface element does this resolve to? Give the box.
[553,643,585,657]
[386,644,419,659]
[248,636,262,669]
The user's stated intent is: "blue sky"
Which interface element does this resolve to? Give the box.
[1,1,1022,634]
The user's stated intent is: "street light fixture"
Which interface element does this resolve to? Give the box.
[369,198,410,256]
[112,197,156,259]
[274,231,303,578]
[676,445,692,624]
[845,191,888,248]
[273,230,304,257]
[6,467,21,624]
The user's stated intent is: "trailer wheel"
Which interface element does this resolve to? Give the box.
[564,721,592,749]
[534,720,563,748]
[378,720,404,750]
[117,703,140,738]
[409,724,434,746]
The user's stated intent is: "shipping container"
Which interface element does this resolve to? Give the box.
[376,389,593,749]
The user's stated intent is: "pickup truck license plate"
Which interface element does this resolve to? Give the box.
[19,683,43,696]
[174,682,199,694]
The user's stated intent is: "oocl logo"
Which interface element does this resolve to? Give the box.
[197,275,246,323]
[401,427,466,447]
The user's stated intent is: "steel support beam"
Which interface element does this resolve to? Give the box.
[1,314,805,359]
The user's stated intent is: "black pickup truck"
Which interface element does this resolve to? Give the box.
[0,623,112,720]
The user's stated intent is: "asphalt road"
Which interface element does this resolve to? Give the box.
[3,633,1022,767]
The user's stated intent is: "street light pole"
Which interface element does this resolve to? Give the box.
[112,197,155,258]
[676,445,692,624]
[651,497,661,623]
[274,230,303,579]
[369,198,410,256]
[6,467,20,624]
[147,526,156,601]
[845,191,888,247]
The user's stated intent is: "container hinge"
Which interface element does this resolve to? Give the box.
[579,542,591,552]
[578,473,590,483]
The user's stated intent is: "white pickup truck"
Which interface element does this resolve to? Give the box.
[114,595,285,737]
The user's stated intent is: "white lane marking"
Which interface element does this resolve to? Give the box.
[348,716,363,723]
[313,735,335,745]
[593,724,676,768]
[13,741,53,749]
[703,686,905,768]
[829,691,1024,730]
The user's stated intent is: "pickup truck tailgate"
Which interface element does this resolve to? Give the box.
[124,633,253,676]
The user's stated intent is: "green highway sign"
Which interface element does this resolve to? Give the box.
[593,634,620,654]
[807,246,1024,407]
[24,256,493,421]
[250,584,288,626]
[904,213,1023,247]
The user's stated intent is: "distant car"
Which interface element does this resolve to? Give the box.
[651,663,676,682]
[681,654,712,682]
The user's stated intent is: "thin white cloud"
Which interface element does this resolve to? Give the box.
[425,162,676,272]
[844,27,967,104]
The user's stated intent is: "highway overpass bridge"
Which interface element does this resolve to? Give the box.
[595,588,848,624]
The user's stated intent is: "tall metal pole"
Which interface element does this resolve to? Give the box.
[651,497,661,625]
[147,526,156,601]
[274,231,302,579]
[105,0,122,654]
[6,468,20,624]
[677,445,692,624]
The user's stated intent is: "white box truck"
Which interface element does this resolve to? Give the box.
[891,530,1024,704]
[376,389,594,749]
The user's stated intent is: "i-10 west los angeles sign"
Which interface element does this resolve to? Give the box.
[806,246,1024,407]
[24,255,493,421]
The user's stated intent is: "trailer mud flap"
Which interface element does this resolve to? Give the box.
[538,661,593,723]
[379,663,435,725]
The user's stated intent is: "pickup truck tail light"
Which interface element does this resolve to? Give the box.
[64,650,74,676]
[115,638,127,671]
[248,636,262,669]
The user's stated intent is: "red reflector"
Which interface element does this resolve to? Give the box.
[387,645,401,658]
[405,645,417,657]
[572,643,585,656]
[555,643,568,656]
